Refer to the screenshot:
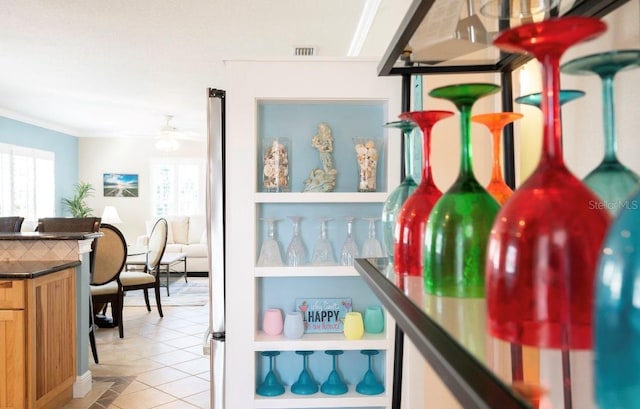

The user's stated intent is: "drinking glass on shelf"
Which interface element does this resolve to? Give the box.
[562,50,640,214]
[291,351,318,395]
[424,83,501,298]
[256,351,285,396]
[340,216,360,266]
[486,16,611,350]
[361,217,384,258]
[381,120,418,263]
[356,350,384,395]
[257,218,283,267]
[286,216,307,266]
[311,218,336,265]
[471,112,523,205]
[321,350,348,395]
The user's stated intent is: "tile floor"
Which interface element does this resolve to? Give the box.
[63,289,211,409]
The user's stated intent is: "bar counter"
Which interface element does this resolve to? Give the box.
[0,231,102,407]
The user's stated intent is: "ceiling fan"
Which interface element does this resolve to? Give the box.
[153,115,200,152]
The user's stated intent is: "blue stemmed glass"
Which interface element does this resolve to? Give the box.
[321,350,348,395]
[256,351,285,396]
[291,350,318,395]
[356,350,384,395]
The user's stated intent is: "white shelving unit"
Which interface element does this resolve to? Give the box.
[225,59,401,409]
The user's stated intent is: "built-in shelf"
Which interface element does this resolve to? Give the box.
[255,265,360,277]
[254,388,389,409]
[255,331,388,350]
[255,192,389,204]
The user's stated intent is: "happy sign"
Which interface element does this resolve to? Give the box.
[295,298,352,333]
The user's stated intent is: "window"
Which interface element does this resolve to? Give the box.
[150,158,205,217]
[0,143,55,219]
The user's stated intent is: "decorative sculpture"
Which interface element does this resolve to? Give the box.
[304,123,337,192]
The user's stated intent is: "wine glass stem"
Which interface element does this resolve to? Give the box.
[403,129,416,182]
[491,127,504,182]
[421,126,435,185]
[459,105,475,177]
[602,75,618,162]
[541,54,564,165]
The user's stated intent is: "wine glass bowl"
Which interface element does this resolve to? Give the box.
[257,218,283,267]
[286,216,307,266]
[361,218,384,258]
[340,216,360,266]
[311,218,336,265]
[394,110,453,276]
[486,16,611,349]
[256,351,285,397]
[381,120,418,263]
[291,350,319,395]
[423,83,501,298]
[321,350,348,395]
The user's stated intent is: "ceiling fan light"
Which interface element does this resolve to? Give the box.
[155,136,180,152]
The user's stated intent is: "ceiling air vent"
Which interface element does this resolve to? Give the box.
[294,47,315,56]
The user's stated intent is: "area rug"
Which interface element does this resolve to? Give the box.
[123,276,209,307]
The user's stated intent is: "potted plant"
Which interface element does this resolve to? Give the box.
[62,181,95,217]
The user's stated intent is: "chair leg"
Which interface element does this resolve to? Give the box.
[155,285,164,318]
[88,299,99,364]
[143,289,151,312]
[116,292,124,338]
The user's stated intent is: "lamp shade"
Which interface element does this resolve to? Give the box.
[101,206,122,224]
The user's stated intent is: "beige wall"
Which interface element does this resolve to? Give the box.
[78,137,206,244]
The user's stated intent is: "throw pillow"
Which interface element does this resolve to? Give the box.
[169,216,190,244]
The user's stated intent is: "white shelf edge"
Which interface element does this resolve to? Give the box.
[255,265,359,277]
[255,192,388,203]
[254,332,389,350]
[254,386,389,408]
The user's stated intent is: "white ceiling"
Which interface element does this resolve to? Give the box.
[0,0,412,139]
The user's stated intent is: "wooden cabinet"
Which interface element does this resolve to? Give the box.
[0,267,76,409]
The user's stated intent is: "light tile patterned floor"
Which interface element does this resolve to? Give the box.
[63,283,211,409]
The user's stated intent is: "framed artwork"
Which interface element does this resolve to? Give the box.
[103,173,139,197]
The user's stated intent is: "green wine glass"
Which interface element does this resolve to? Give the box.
[562,50,640,214]
[381,120,418,263]
[424,83,501,297]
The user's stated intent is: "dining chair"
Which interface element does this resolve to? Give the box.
[0,216,24,232]
[90,224,127,342]
[37,217,102,363]
[120,218,167,319]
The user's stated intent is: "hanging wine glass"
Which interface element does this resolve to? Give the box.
[381,120,418,263]
[361,217,384,258]
[311,218,336,265]
[594,190,640,408]
[286,216,307,266]
[471,112,523,205]
[516,90,585,109]
[356,350,384,395]
[291,350,319,395]
[394,110,454,276]
[256,351,285,396]
[257,218,283,266]
[424,83,501,297]
[562,50,640,215]
[321,350,348,395]
[340,216,360,266]
[486,16,611,350]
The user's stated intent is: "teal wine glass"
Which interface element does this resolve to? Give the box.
[356,350,384,395]
[562,50,640,214]
[321,350,348,395]
[291,350,318,395]
[381,120,418,263]
[424,83,501,297]
[594,195,640,408]
[256,351,285,396]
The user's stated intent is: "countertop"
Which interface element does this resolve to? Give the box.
[0,232,102,240]
[0,260,81,279]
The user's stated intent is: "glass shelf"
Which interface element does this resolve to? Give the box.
[354,257,533,409]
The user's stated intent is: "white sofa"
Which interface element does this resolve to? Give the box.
[137,215,209,273]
